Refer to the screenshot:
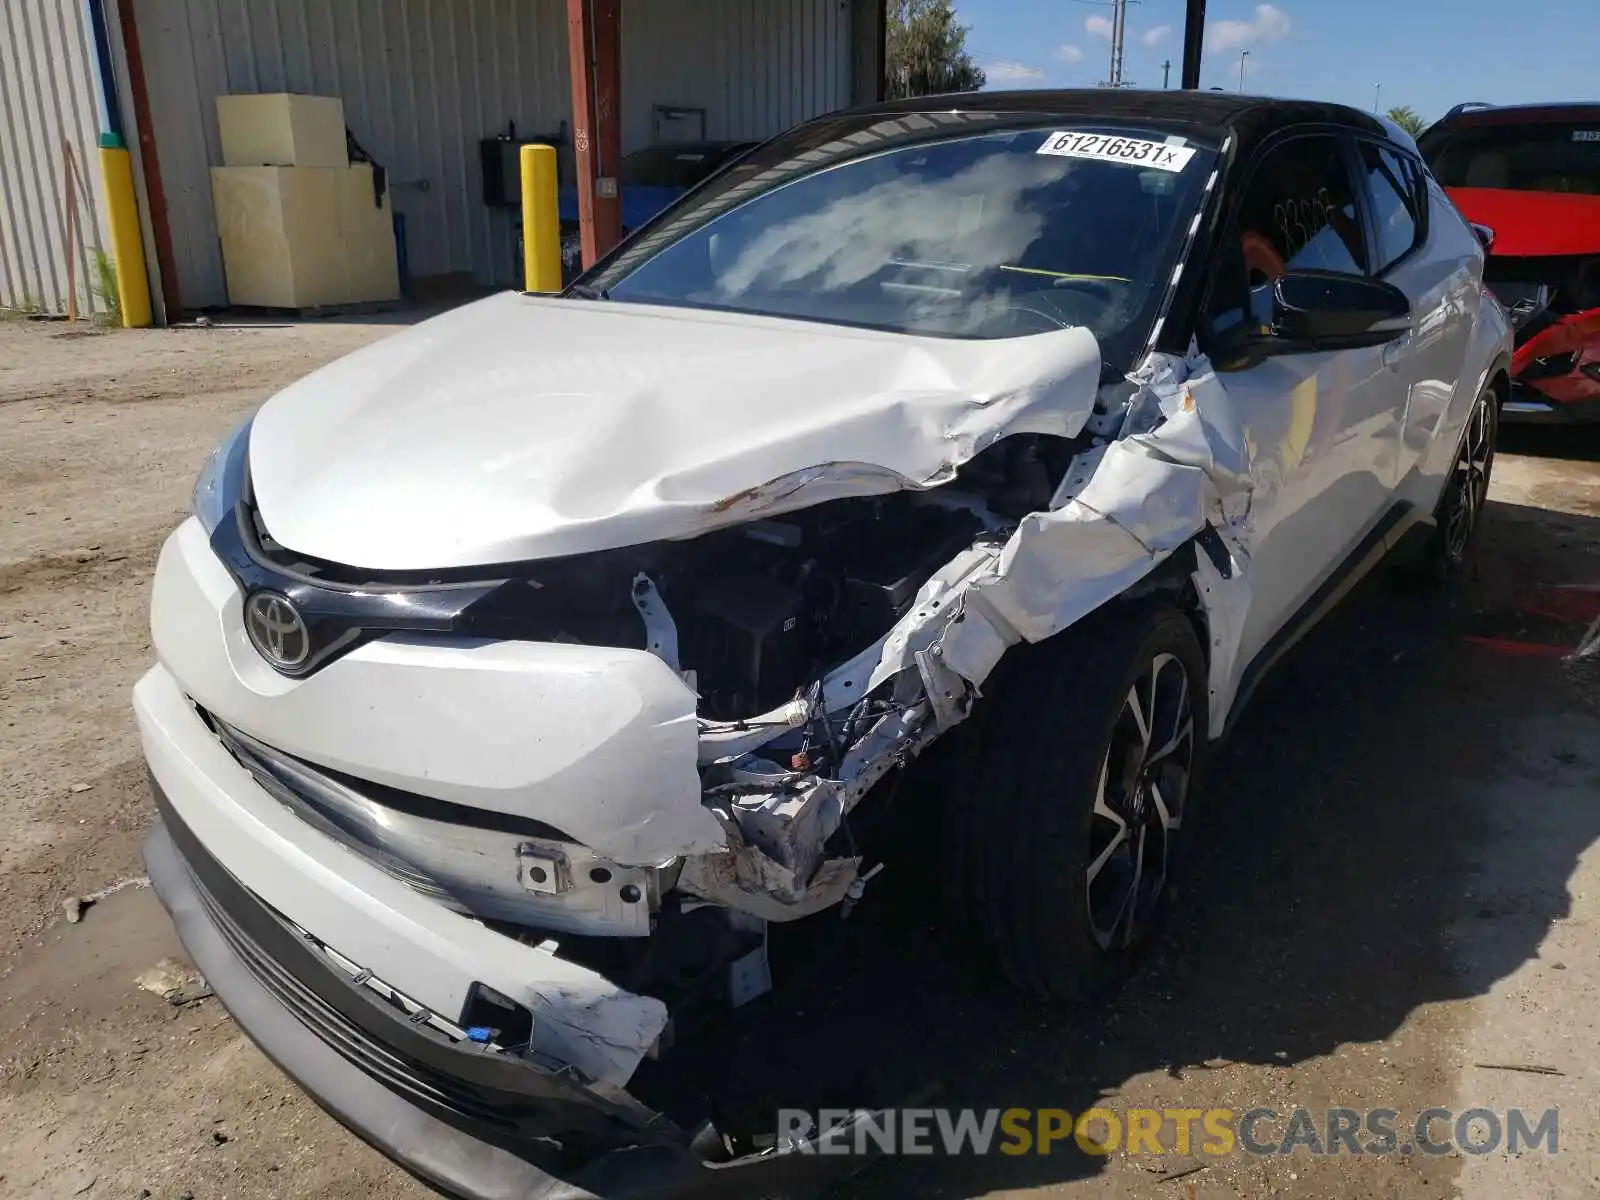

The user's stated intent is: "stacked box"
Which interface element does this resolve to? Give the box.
[211,94,400,308]
[337,164,401,303]
[217,94,348,169]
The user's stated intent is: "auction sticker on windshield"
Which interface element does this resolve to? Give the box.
[1037,131,1197,172]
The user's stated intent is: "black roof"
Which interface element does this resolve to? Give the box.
[1432,100,1600,128]
[846,88,1396,147]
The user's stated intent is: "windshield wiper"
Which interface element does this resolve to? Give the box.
[567,283,610,300]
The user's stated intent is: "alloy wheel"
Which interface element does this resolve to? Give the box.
[1086,651,1196,952]
[1445,390,1495,563]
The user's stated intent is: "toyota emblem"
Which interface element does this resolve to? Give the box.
[245,591,311,671]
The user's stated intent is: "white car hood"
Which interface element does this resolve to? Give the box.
[247,291,1104,571]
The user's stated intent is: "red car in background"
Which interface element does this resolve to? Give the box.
[1420,102,1600,421]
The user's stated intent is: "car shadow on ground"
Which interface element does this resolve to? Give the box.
[628,497,1600,1197]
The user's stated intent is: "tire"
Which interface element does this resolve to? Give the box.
[941,601,1209,1002]
[1420,381,1499,578]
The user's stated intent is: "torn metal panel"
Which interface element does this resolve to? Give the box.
[678,846,862,922]
[689,343,1266,919]
[973,442,1216,643]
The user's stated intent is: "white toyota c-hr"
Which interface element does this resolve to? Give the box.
[135,90,1511,1196]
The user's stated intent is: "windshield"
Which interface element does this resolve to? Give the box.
[592,126,1216,360]
[1428,122,1600,196]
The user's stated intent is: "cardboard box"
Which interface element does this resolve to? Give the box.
[217,93,347,169]
[337,164,400,302]
[212,164,400,308]
[211,166,347,308]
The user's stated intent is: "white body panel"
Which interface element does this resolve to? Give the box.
[150,517,725,867]
[133,662,667,1086]
[1212,342,1402,670]
[248,292,1103,571]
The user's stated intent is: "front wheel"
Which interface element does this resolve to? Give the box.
[941,603,1209,1001]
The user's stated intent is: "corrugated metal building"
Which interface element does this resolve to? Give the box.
[128,0,884,311]
[0,0,114,315]
[1,0,882,319]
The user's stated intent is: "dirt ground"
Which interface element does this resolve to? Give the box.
[1,312,1598,1200]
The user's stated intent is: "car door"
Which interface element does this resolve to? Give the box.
[1198,130,1409,674]
[1351,137,1482,497]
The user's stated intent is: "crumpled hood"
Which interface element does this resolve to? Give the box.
[248,291,1103,571]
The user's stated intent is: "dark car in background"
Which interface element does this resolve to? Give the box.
[558,140,757,280]
[1420,102,1600,421]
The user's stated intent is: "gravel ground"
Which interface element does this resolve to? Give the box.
[1,312,1597,1200]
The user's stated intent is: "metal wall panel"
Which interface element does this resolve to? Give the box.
[134,0,573,307]
[0,0,112,314]
[621,0,854,151]
[133,0,860,309]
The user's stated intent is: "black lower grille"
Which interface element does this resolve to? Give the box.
[151,784,661,1158]
[193,878,516,1131]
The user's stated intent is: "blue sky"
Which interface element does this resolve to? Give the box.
[956,0,1597,124]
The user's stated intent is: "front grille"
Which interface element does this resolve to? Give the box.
[194,708,654,938]
[208,718,467,907]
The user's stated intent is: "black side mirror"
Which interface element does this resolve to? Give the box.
[1268,269,1412,350]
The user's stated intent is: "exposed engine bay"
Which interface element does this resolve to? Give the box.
[508,435,1069,720]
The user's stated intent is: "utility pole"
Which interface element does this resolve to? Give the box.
[1107,0,1128,87]
[1162,59,1171,88]
[1373,82,1382,113]
[1238,48,1249,91]
[1180,0,1206,89]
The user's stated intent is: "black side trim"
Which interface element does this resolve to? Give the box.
[1223,502,1425,736]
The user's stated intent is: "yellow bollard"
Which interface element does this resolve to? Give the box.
[520,143,562,293]
[97,133,152,327]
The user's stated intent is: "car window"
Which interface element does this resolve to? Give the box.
[591,126,1216,363]
[1235,134,1367,283]
[1427,122,1600,195]
[1358,142,1426,273]
[1203,134,1366,348]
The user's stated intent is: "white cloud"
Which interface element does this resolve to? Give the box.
[1085,14,1114,39]
[982,59,1045,83]
[1141,24,1172,48]
[1054,43,1085,64]
[1206,4,1291,52]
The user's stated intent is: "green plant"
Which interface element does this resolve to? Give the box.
[89,248,121,325]
[1386,106,1428,138]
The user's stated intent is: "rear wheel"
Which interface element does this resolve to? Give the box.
[1428,382,1498,574]
[942,602,1208,1001]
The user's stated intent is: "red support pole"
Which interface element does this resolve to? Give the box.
[116,0,182,321]
[565,0,622,270]
[592,0,622,259]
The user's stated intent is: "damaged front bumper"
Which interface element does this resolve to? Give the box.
[138,672,878,1199]
[144,808,877,1200]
